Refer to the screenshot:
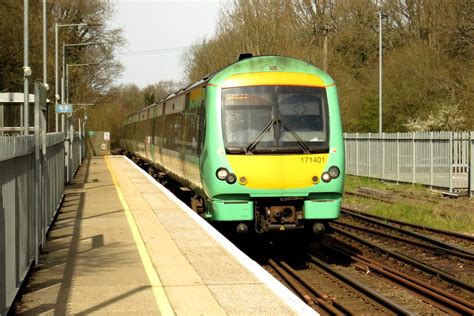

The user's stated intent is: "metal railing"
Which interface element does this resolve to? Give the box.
[0,135,85,315]
[344,131,473,195]
[1,80,87,315]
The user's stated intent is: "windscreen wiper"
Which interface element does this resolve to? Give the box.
[245,118,278,154]
[280,120,311,154]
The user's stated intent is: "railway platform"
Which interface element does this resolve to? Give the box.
[15,156,314,315]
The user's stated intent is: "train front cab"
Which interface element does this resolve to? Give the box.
[202,57,344,234]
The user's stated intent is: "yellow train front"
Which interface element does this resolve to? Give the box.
[120,55,345,234]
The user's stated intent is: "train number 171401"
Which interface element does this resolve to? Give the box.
[301,156,325,163]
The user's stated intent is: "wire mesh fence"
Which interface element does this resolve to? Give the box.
[344,131,473,195]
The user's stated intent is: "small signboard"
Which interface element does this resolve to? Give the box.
[87,130,111,155]
[56,104,73,113]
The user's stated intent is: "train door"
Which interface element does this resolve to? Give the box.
[154,103,164,167]
[146,106,154,161]
[182,93,191,183]
[184,87,206,189]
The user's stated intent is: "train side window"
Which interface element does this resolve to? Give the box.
[184,109,198,155]
[156,103,164,139]
[163,113,173,148]
[197,107,205,155]
[182,93,191,148]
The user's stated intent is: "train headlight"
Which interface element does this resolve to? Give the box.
[328,166,341,179]
[216,168,228,180]
[226,173,237,184]
[311,176,319,184]
[321,172,331,183]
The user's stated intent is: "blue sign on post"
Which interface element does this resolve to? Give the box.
[56,104,73,113]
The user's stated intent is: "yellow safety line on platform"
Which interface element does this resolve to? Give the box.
[104,156,175,315]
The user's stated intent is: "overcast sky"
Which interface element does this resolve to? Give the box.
[111,0,222,87]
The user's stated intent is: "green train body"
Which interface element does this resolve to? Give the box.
[120,55,344,234]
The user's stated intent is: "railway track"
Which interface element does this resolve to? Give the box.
[345,189,440,204]
[341,206,474,250]
[335,214,473,260]
[335,208,474,284]
[321,243,474,315]
[267,258,409,315]
[326,227,473,305]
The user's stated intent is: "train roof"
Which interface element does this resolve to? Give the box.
[123,55,334,121]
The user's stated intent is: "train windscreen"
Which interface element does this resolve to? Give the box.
[222,86,329,154]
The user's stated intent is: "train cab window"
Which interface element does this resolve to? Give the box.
[222,86,329,154]
[277,86,327,144]
[222,86,274,150]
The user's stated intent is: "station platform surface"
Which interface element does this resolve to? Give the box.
[16,156,314,315]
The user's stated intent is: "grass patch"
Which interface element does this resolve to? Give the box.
[343,176,474,234]
[344,175,428,195]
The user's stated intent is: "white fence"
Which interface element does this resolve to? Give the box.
[344,131,473,195]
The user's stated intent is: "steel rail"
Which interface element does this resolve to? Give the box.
[344,191,395,204]
[326,245,474,315]
[341,207,474,243]
[329,226,474,292]
[267,259,337,314]
[306,254,411,315]
[340,208,474,257]
[278,261,354,315]
[332,221,474,260]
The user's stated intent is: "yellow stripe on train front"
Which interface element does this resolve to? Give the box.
[222,72,326,88]
[227,154,329,189]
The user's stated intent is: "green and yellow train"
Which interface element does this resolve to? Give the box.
[120,54,344,234]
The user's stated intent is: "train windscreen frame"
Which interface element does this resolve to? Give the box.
[222,86,329,154]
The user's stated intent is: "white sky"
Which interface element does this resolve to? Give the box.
[111,0,222,87]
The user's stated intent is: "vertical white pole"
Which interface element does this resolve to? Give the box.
[396,132,400,183]
[449,132,453,192]
[66,64,69,104]
[368,133,372,178]
[61,45,65,132]
[382,132,385,180]
[34,81,40,264]
[356,133,359,176]
[378,11,383,134]
[430,131,434,188]
[23,0,29,135]
[469,131,473,197]
[412,132,416,185]
[79,118,82,166]
[55,24,59,132]
[42,0,47,86]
